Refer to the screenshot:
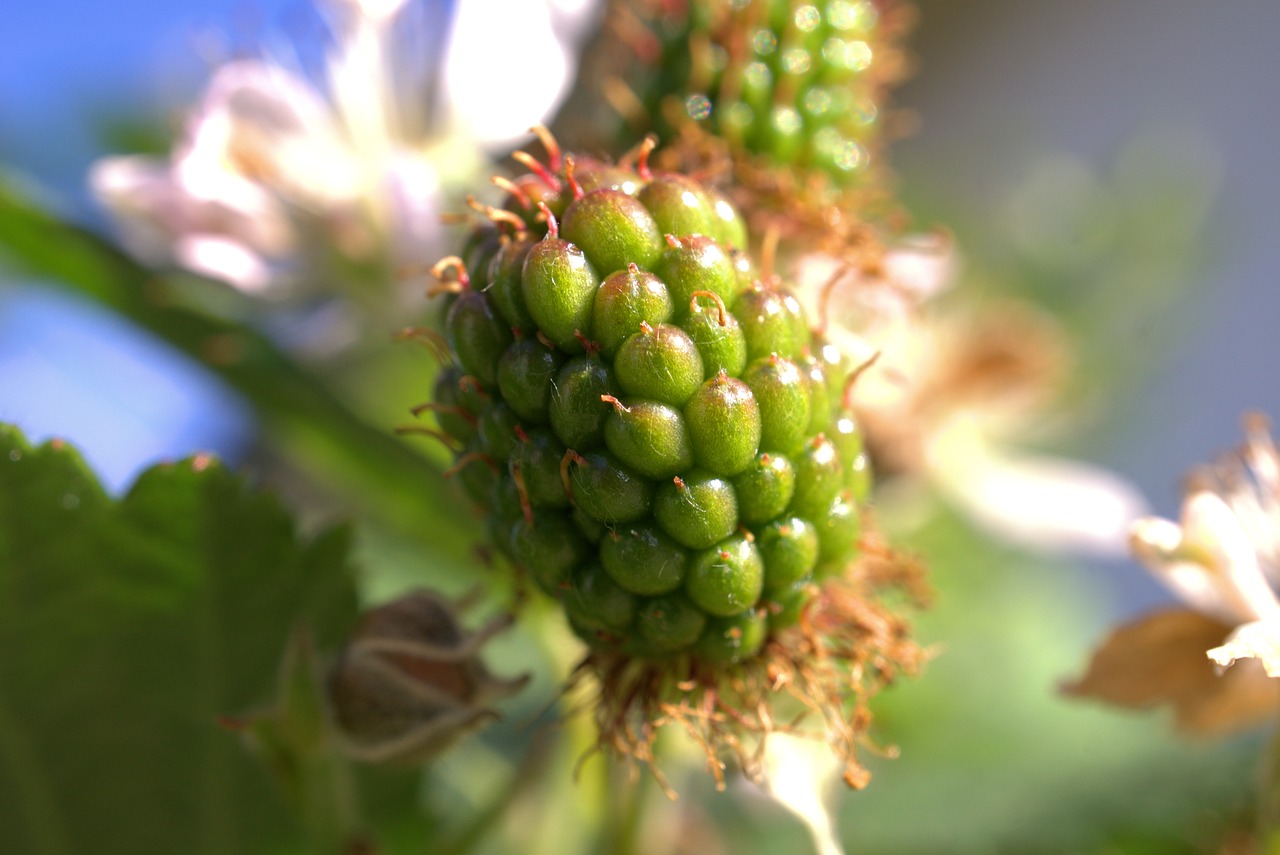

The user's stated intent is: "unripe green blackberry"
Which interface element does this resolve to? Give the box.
[557,0,912,203]
[424,144,874,667]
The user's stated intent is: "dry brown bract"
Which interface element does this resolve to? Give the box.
[328,590,530,764]
[1063,608,1280,736]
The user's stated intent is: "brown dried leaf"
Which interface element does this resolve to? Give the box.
[1063,608,1280,736]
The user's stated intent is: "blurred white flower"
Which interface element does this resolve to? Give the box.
[1066,416,1280,734]
[795,232,956,357]
[91,0,599,304]
[755,734,847,855]
[797,238,1147,557]
[1132,415,1280,676]
[443,1,574,150]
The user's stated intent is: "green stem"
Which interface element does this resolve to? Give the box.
[300,752,365,855]
[597,757,650,855]
[433,736,556,855]
[1259,716,1280,853]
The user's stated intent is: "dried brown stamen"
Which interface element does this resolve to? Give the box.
[394,326,453,364]
[394,425,463,452]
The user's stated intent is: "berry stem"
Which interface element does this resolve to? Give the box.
[841,351,882,411]
[600,394,632,414]
[466,196,528,233]
[609,4,661,63]
[815,259,854,338]
[760,224,780,284]
[530,124,563,172]
[564,156,585,201]
[394,326,454,363]
[538,202,560,238]
[602,77,647,129]
[429,256,471,291]
[409,401,478,425]
[512,150,561,191]
[457,375,490,398]
[491,175,532,210]
[559,449,587,500]
[689,290,728,326]
[511,462,534,525]
[443,451,498,479]
[394,425,463,452]
[620,134,658,180]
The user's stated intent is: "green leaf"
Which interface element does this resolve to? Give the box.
[0,424,360,855]
[0,177,480,566]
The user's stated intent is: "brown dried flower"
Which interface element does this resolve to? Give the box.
[327,590,529,764]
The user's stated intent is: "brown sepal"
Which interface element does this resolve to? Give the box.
[1063,607,1280,736]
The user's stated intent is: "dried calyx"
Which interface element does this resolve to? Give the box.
[327,591,529,764]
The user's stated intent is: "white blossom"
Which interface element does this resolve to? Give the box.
[751,734,847,855]
[90,0,598,304]
[1131,416,1280,676]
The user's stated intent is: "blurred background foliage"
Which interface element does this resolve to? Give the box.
[2,0,1280,853]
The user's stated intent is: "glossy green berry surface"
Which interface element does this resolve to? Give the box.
[425,152,870,664]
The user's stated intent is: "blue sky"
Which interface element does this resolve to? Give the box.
[4,0,256,188]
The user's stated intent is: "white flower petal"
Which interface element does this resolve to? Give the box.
[90,0,464,304]
[91,153,294,271]
[793,235,955,343]
[547,0,603,44]
[329,0,408,24]
[383,152,443,267]
[1130,492,1280,626]
[931,429,1149,557]
[1181,492,1280,623]
[326,3,399,162]
[757,735,847,855]
[1131,517,1243,625]
[175,235,276,294]
[442,0,573,149]
[202,60,340,146]
[1208,619,1280,678]
[89,157,184,261]
[882,234,957,301]
[195,61,363,205]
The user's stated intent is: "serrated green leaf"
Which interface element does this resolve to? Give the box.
[0,424,360,855]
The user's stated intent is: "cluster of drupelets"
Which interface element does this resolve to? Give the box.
[559,0,914,241]
[615,0,900,182]
[414,128,925,788]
